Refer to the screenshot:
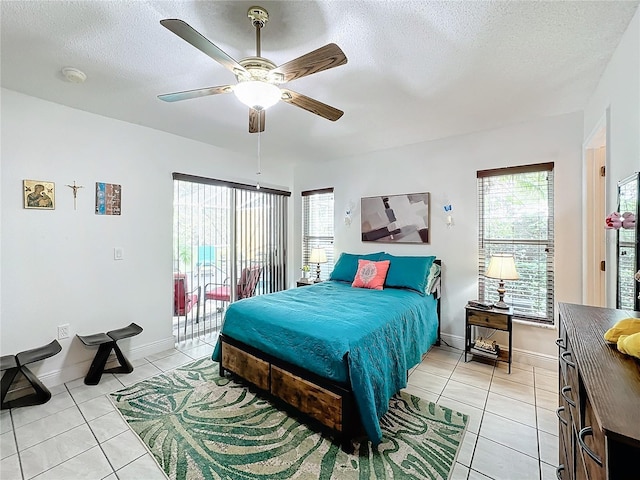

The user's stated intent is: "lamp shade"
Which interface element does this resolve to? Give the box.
[309,248,327,264]
[484,254,519,280]
[233,81,281,110]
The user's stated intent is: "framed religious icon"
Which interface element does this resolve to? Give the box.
[23,180,55,209]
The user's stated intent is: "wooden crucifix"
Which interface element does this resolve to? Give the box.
[66,181,84,210]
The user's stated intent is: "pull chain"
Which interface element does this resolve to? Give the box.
[256,111,262,190]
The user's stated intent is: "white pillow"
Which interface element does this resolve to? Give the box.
[425,262,441,294]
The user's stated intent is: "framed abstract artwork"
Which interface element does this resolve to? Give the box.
[361,192,430,244]
[23,180,55,209]
[95,182,121,215]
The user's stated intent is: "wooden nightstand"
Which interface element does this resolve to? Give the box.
[296,279,314,287]
[464,304,513,373]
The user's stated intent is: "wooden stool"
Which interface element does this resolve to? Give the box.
[1,339,62,409]
[77,323,143,385]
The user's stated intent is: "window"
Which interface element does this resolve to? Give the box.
[302,188,334,281]
[477,163,554,324]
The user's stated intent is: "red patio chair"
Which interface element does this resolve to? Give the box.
[173,274,200,334]
[203,265,263,319]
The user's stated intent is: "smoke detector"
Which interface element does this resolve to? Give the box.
[61,67,87,83]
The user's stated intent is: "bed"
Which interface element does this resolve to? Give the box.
[211,255,441,448]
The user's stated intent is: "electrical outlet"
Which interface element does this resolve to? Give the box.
[57,324,70,340]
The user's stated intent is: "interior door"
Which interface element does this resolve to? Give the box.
[584,142,607,306]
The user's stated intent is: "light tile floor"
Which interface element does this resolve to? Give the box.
[0,340,559,480]
[405,345,559,480]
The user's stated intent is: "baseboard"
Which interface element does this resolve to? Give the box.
[37,336,176,388]
[511,348,557,372]
[439,332,466,351]
[439,333,556,372]
[128,336,177,362]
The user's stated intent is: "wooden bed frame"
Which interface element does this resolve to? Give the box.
[218,261,441,449]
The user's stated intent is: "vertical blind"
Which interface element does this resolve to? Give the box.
[234,187,288,296]
[173,173,289,341]
[302,188,335,281]
[477,163,555,323]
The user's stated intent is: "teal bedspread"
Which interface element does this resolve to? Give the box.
[211,280,439,444]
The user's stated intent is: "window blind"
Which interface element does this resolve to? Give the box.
[173,174,288,341]
[477,163,554,323]
[302,188,334,281]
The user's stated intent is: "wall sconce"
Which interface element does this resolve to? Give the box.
[444,204,454,227]
[345,209,352,226]
[344,200,356,226]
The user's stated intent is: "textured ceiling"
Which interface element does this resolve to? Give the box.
[1,1,638,164]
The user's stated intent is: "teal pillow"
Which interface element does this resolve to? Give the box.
[381,254,436,293]
[330,252,384,282]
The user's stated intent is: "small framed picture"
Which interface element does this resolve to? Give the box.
[95,182,121,215]
[23,180,55,209]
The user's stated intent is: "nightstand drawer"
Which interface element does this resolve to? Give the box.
[467,310,509,329]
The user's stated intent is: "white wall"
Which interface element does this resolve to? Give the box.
[583,7,640,307]
[0,89,294,384]
[294,112,584,366]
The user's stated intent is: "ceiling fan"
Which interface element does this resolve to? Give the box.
[158,6,348,133]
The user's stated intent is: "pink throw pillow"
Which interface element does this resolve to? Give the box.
[352,259,391,290]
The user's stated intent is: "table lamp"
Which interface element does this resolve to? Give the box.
[309,247,327,283]
[484,254,519,309]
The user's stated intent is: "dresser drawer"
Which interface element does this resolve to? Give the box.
[575,451,589,480]
[558,413,574,480]
[578,396,606,480]
[467,310,508,329]
[557,321,569,377]
[557,394,573,469]
[559,340,581,430]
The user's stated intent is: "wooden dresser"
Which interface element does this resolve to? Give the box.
[557,303,640,480]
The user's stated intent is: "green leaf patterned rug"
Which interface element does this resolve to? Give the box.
[110,358,467,480]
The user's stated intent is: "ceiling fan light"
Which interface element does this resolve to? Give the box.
[234,81,280,110]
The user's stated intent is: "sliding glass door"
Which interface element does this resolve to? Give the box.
[173,174,288,342]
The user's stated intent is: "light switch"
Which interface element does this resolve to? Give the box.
[114,247,124,260]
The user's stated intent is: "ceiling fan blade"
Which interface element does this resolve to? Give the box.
[249,108,266,133]
[270,43,347,83]
[160,19,249,78]
[280,89,343,121]
[158,85,232,102]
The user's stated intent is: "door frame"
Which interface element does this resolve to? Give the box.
[583,115,608,307]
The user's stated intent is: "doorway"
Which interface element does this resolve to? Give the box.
[584,124,607,307]
[172,174,289,343]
